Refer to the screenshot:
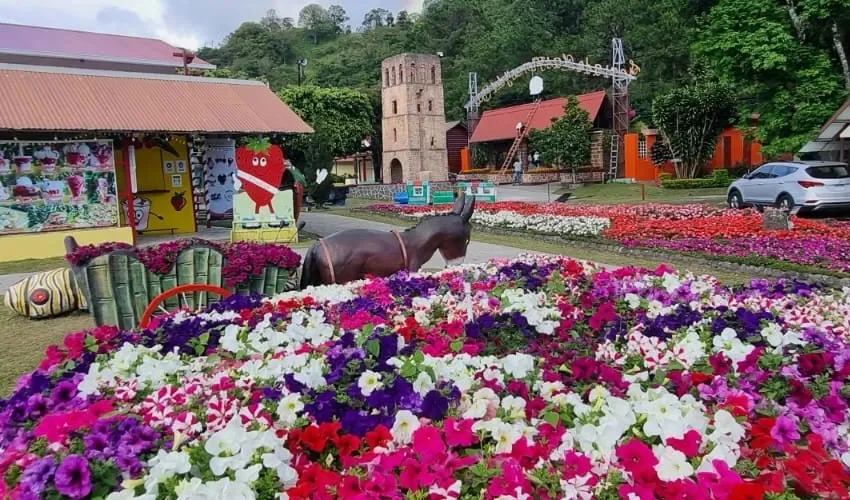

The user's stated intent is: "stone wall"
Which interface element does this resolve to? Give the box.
[348,181,455,200]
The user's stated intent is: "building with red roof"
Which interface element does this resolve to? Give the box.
[0,22,215,74]
[469,91,611,144]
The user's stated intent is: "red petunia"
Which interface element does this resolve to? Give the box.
[728,482,766,500]
[365,425,393,449]
[300,425,329,453]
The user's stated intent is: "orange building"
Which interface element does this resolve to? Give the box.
[625,128,763,182]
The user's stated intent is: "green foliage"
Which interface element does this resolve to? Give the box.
[661,170,732,189]
[278,85,374,182]
[530,96,594,173]
[653,80,736,178]
[650,139,672,167]
[694,0,847,155]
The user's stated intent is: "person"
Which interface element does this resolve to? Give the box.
[513,157,523,185]
[533,151,541,168]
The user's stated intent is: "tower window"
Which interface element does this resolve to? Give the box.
[417,103,421,113]
[430,136,435,146]
[392,100,398,114]
[393,128,397,142]
[428,100,433,112]
[431,66,436,84]
[391,67,396,86]
[399,64,403,83]
[384,69,389,87]
[410,63,416,82]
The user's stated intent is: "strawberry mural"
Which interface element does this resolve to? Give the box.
[170,192,187,212]
[235,138,286,214]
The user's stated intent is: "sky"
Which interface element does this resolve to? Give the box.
[0,0,424,50]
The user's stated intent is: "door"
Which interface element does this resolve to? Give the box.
[390,159,403,184]
[723,136,732,168]
[740,165,774,202]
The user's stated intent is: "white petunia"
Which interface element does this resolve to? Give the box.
[357,370,383,396]
[391,410,421,445]
[221,324,243,353]
[276,394,304,426]
[502,353,535,379]
[712,328,754,364]
[654,445,694,481]
[413,372,435,395]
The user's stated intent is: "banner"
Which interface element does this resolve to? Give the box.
[203,139,236,221]
[0,140,119,235]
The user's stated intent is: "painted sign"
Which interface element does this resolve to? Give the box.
[232,138,294,227]
[0,140,119,235]
[204,139,237,221]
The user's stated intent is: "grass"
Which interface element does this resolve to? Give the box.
[0,307,93,395]
[557,183,728,205]
[335,209,759,285]
[0,256,69,276]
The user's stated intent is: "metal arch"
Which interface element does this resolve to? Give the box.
[465,56,637,111]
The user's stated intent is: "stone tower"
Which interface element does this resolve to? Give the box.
[381,53,449,184]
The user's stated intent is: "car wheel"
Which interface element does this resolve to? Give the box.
[776,194,795,212]
[727,190,743,209]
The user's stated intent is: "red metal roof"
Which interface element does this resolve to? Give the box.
[0,65,313,134]
[470,91,608,143]
[0,22,214,70]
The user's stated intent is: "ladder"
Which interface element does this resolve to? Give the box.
[607,134,620,180]
[501,98,542,172]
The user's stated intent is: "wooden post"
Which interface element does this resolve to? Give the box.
[122,142,137,246]
[641,182,646,201]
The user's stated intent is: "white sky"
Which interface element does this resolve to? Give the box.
[0,0,424,49]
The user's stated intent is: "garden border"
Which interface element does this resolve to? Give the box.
[350,208,850,288]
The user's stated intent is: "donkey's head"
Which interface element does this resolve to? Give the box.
[437,192,475,266]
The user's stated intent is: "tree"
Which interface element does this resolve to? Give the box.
[396,10,412,28]
[362,8,391,31]
[529,97,594,176]
[327,5,349,34]
[299,4,333,44]
[278,86,374,182]
[652,80,736,178]
[694,0,846,155]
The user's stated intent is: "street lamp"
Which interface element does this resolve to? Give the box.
[297,58,308,85]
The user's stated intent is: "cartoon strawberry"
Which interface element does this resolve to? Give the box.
[171,191,187,211]
[235,138,285,214]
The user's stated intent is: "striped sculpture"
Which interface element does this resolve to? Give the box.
[4,268,88,319]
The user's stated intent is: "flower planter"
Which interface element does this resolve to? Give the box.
[65,237,299,329]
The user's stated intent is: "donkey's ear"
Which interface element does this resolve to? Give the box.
[461,195,475,222]
[452,192,466,215]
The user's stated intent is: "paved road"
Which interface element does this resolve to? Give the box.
[300,212,550,269]
[497,182,563,203]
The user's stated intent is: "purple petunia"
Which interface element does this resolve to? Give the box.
[771,416,801,446]
[21,457,56,495]
[54,455,93,499]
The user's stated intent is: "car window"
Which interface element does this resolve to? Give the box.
[773,166,797,178]
[750,165,774,179]
[806,165,850,179]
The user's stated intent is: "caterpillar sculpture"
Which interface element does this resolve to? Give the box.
[3,268,87,319]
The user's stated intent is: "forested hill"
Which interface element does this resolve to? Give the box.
[198,0,850,154]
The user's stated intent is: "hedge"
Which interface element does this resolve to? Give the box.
[661,169,732,189]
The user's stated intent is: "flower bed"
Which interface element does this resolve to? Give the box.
[366,202,850,275]
[2,256,850,498]
[66,239,302,329]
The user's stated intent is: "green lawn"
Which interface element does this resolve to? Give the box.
[557,183,728,205]
[0,256,69,276]
[337,209,759,285]
[0,307,94,395]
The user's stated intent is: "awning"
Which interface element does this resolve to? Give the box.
[0,64,314,135]
[815,96,850,142]
[799,140,844,153]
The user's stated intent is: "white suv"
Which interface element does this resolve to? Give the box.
[726,161,850,214]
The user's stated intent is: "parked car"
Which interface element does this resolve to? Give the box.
[726,161,850,213]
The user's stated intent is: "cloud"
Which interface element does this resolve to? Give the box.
[0,0,418,50]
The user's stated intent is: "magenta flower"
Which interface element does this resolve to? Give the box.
[54,455,92,499]
[771,416,801,446]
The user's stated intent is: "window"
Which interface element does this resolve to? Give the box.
[772,166,797,178]
[417,103,421,112]
[806,164,850,178]
[393,128,397,142]
[391,67,396,85]
[749,165,775,179]
[430,136,435,146]
[638,138,647,158]
[428,100,433,112]
[413,186,424,197]
[431,66,436,84]
[392,100,397,114]
[399,64,403,83]
[384,69,389,87]
[410,63,416,82]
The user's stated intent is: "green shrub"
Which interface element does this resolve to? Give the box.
[661,170,732,189]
